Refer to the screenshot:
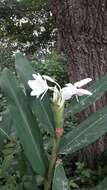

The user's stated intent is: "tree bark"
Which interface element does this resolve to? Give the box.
[50,0,107,93]
[50,0,107,167]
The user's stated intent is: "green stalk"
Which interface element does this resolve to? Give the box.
[44,99,64,190]
[44,136,61,190]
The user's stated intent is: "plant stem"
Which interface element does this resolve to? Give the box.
[44,136,61,190]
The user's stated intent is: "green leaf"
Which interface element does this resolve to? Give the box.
[15,53,34,91]
[0,109,13,140]
[0,69,48,177]
[52,161,70,190]
[67,74,107,115]
[15,53,54,135]
[31,96,54,134]
[59,105,107,154]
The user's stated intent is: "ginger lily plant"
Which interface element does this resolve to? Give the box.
[28,73,92,190]
[1,54,107,190]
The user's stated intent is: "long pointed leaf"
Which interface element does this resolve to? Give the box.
[52,161,70,190]
[59,105,107,154]
[15,53,54,135]
[0,69,48,176]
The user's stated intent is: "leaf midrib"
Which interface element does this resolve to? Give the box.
[61,113,107,152]
[6,78,44,168]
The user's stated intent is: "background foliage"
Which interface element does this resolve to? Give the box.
[0,54,107,190]
[0,0,107,190]
[0,0,55,55]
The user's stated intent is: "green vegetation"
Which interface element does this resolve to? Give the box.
[0,54,107,190]
[0,1,107,189]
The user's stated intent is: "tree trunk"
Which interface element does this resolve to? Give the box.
[50,0,107,167]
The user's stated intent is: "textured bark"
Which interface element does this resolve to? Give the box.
[50,0,107,167]
[50,0,107,91]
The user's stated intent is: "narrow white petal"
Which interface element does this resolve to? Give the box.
[33,73,43,82]
[65,83,74,88]
[42,75,55,83]
[42,75,61,89]
[40,90,48,100]
[61,87,76,100]
[30,88,44,96]
[33,80,48,90]
[74,78,92,88]
[76,88,92,96]
[30,90,39,96]
[75,95,79,102]
[37,73,44,81]
[28,80,36,90]
[32,73,38,79]
[65,83,77,92]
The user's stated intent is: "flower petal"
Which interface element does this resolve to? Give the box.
[74,78,92,88]
[76,88,92,96]
[42,75,55,83]
[28,80,36,90]
[61,87,76,100]
[65,83,74,88]
[30,88,44,97]
[42,75,61,89]
[32,73,37,79]
[30,90,39,96]
[33,73,43,82]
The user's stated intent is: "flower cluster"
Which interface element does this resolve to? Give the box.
[28,73,92,107]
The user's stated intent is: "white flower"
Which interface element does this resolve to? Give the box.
[28,73,92,106]
[61,78,92,104]
[28,73,48,98]
[28,73,58,99]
